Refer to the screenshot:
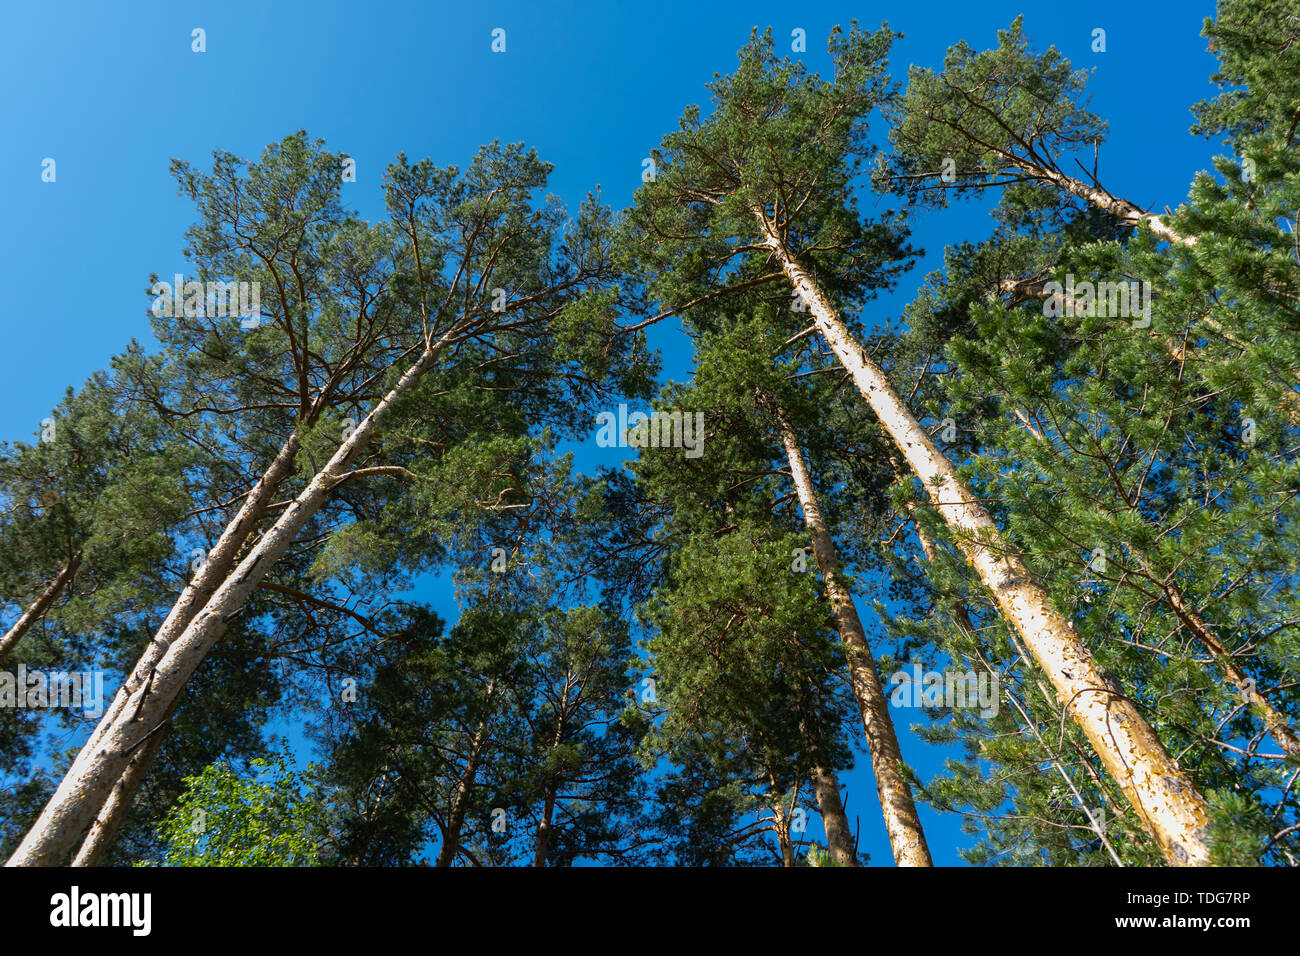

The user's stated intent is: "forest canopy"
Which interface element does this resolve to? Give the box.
[2,0,1298,868]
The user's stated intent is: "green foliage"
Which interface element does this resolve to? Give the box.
[1206,789,1271,866]
[1192,0,1300,145]
[6,5,1300,870]
[152,743,328,867]
[885,16,1105,205]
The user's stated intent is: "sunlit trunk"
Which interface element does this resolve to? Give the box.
[779,421,932,866]
[756,206,1213,865]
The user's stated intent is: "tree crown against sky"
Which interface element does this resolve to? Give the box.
[2,0,1298,868]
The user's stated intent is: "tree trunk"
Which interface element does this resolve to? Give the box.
[41,437,304,866]
[533,789,557,868]
[779,421,932,866]
[72,716,171,867]
[896,487,1127,865]
[769,789,796,867]
[6,325,463,867]
[435,683,495,868]
[1142,557,1300,762]
[1005,158,1193,246]
[973,398,1299,764]
[809,765,858,866]
[755,206,1214,866]
[0,548,83,665]
[533,677,571,868]
[78,436,301,771]
[892,467,986,650]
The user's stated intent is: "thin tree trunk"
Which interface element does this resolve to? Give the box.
[778,421,933,866]
[533,677,570,868]
[6,324,464,867]
[0,548,83,665]
[755,205,1213,866]
[435,682,495,868]
[900,488,983,644]
[1138,555,1300,762]
[809,765,858,866]
[768,781,796,867]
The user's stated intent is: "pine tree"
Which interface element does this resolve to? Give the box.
[626,24,1214,865]
[8,134,644,866]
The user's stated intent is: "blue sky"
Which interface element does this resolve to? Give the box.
[0,0,1226,864]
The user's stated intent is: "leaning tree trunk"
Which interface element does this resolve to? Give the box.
[6,324,465,867]
[779,421,933,866]
[1003,157,1193,246]
[67,458,298,866]
[755,206,1213,866]
[1134,551,1300,762]
[809,765,858,866]
[896,482,1128,865]
[76,436,302,775]
[72,713,172,867]
[0,548,82,665]
[436,683,495,868]
[984,398,1298,763]
[892,472,984,646]
[52,437,304,865]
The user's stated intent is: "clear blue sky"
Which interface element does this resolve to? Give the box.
[0,0,1223,864]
